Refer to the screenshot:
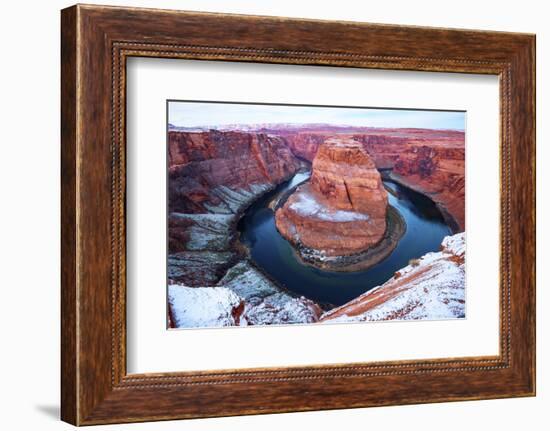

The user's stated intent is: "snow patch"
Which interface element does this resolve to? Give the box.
[218,261,279,300]
[168,285,242,328]
[219,261,322,326]
[243,293,321,325]
[442,231,465,257]
[289,188,370,222]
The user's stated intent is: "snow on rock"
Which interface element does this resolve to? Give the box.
[218,261,323,326]
[168,284,244,328]
[320,233,466,323]
[288,171,311,187]
[204,183,271,214]
[442,231,465,258]
[167,182,275,286]
[275,139,388,257]
[169,213,235,251]
[167,232,465,328]
[244,292,322,325]
[288,187,370,222]
[168,262,322,329]
[168,251,236,286]
[218,261,279,300]
[275,182,388,257]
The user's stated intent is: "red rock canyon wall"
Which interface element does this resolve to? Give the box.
[168,130,301,214]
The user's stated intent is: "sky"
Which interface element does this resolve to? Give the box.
[168,101,465,131]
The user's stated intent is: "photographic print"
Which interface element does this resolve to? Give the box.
[167,101,466,329]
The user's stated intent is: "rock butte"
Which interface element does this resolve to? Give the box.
[275,138,388,257]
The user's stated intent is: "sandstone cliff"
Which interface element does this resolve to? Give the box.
[168,130,301,287]
[390,145,465,231]
[311,138,388,217]
[275,138,388,257]
[168,130,300,214]
[320,233,465,322]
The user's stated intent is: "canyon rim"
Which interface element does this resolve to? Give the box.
[167,101,466,329]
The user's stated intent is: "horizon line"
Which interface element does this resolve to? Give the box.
[167,122,465,133]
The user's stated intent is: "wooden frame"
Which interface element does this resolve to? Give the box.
[61,4,536,425]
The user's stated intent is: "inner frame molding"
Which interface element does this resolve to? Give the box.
[61,4,534,425]
[114,44,510,385]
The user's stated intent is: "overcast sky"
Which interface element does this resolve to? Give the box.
[168,101,465,130]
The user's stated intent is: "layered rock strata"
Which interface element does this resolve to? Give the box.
[169,130,300,214]
[320,233,465,322]
[275,138,388,257]
[390,145,465,231]
[168,130,302,287]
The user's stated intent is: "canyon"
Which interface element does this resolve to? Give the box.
[167,124,465,328]
[168,129,302,284]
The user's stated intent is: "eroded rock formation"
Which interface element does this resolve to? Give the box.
[275,138,388,257]
[310,138,388,217]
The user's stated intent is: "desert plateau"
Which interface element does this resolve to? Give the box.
[167,103,466,328]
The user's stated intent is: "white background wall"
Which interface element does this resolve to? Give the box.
[0,0,546,429]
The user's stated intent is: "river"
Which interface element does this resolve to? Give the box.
[238,171,451,306]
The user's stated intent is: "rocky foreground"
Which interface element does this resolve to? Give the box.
[275,138,388,258]
[320,233,466,322]
[169,232,466,328]
[169,262,322,328]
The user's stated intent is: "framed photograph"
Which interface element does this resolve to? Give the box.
[61,4,536,425]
